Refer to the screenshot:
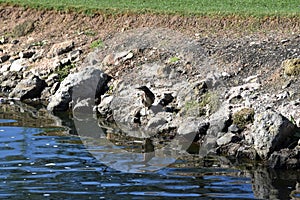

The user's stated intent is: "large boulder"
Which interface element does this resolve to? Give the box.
[8,73,46,100]
[47,66,110,112]
[249,109,299,159]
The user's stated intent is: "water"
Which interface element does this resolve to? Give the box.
[0,102,299,199]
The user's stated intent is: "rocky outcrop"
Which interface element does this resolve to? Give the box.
[1,26,300,169]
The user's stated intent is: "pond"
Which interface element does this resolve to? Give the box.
[0,101,299,199]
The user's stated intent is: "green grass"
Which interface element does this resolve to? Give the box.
[1,0,299,17]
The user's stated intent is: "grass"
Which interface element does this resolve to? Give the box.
[0,0,299,17]
[90,39,104,49]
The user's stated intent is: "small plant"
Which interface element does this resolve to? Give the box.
[169,56,180,63]
[56,64,75,82]
[90,39,104,49]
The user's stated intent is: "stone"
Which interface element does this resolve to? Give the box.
[0,36,8,44]
[47,66,111,112]
[0,54,10,63]
[10,59,28,72]
[0,64,10,73]
[45,73,59,87]
[228,124,241,133]
[69,49,82,61]
[19,51,35,59]
[8,73,46,100]
[199,103,232,157]
[216,132,238,146]
[249,109,299,160]
[97,95,113,116]
[48,40,74,58]
[145,116,168,135]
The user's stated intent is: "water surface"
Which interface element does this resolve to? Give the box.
[0,102,298,199]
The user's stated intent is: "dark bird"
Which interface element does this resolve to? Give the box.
[136,86,155,109]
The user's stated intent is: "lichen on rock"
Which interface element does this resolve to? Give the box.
[282,58,300,76]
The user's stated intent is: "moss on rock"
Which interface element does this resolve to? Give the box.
[282,58,300,76]
[232,107,255,129]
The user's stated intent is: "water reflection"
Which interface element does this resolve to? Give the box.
[0,101,298,199]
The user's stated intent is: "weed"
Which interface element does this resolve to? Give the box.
[169,56,180,63]
[56,63,75,82]
[90,39,104,49]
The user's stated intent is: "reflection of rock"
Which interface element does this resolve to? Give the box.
[251,167,300,200]
[268,148,300,169]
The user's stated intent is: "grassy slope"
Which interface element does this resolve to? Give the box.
[0,0,299,16]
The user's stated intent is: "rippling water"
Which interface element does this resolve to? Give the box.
[0,103,299,199]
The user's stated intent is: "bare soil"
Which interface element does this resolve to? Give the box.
[0,5,300,97]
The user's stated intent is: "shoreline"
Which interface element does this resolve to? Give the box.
[0,5,300,169]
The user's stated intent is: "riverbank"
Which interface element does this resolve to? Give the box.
[0,5,300,169]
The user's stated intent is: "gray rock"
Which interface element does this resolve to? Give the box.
[228,124,241,133]
[145,116,168,135]
[177,119,205,135]
[0,54,10,63]
[216,132,237,146]
[199,103,232,157]
[97,94,113,116]
[10,59,28,72]
[45,73,59,87]
[47,66,110,111]
[9,73,46,100]
[249,109,299,159]
[48,40,74,57]
[0,64,10,73]
[0,36,8,44]
[19,51,35,59]
[69,49,83,61]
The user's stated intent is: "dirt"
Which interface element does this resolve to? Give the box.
[1,5,300,98]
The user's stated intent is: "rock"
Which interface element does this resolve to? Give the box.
[19,51,35,59]
[47,66,110,112]
[282,58,300,76]
[249,109,299,160]
[0,71,21,91]
[145,116,168,135]
[45,73,59,87]
[97,94,113,116]
[0,36,8,44]
[48,40,74,58]
[177,119,208,136]
[0,64,10,73]
[10,59,28,72]
[216,132,239,146]
[69,49,82,61]
[228,124,241,133]
[199,103,232,157]
[102,50,134,66]
[0,54,10,63]
[8,73,46,100]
